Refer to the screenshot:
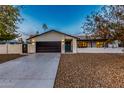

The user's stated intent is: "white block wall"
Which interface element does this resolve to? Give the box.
[8,44,22,54]
[77,48,124,53]
[0,44,22,54]
[0,44,7,54]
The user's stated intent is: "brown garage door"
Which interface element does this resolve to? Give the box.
[36,42,61,53]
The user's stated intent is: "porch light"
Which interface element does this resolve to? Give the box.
[31,39,35,45]
[62,39,64,45]
[32,42,35,45]
[32,39,35,42]
[62,39,64,42]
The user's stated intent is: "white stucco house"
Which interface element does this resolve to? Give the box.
[27,30,123,54]
[27,30,78,53]
[0,29,123,54]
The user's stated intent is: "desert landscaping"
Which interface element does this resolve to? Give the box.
[0,54,24,64]
[54,53,124,88]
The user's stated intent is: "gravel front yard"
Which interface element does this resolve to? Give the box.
[54,53,124,88]
[0,54,24,64]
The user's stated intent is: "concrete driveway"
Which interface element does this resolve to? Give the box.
[0,53,60,88]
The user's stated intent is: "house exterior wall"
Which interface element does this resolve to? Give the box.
[27,31,124,54]
[92,41,97,47]
[29,32,64,42]
[76,40,124,53]
[28,44,36,53]
[77,40,121,48]
[28,31,77,53]
[72,38,77,53]
[61,41,65,53]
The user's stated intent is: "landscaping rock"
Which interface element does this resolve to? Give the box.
[54,53,124,88]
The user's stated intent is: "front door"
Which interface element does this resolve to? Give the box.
[65,40,72,52]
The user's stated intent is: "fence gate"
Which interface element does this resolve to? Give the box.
[22,44,28,53]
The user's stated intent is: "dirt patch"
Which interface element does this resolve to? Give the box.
[0,54,24,64]
[54,53,124,88]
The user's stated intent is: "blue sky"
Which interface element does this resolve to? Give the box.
[18,5,101,38]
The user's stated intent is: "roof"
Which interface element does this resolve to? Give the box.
[27,30,79,40]
[78,35,108,40]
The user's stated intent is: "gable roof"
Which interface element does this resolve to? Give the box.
[27,30,79,40]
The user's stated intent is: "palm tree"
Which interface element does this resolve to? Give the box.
[36,31,39,35]
[42,24,48,32]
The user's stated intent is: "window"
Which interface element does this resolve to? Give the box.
[96,42,104,48]
[78,41,88,48]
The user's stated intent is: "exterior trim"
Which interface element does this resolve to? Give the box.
[27,29,79,40]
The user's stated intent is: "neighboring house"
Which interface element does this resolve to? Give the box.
[27,30,122,53]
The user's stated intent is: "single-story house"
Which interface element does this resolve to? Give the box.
[27,30,122,53]
[27,30,78,53]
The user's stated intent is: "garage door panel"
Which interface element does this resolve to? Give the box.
[36,42,61,53]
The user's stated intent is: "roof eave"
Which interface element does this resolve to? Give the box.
[27,30,79,40]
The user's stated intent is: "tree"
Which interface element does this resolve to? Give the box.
[82,12,100,35]
[99,6,124,43]
[36,31,39,35]
[18,37,24,43]
[82,5,124,45]
[42,24,48,32]
[0,5,22,41]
